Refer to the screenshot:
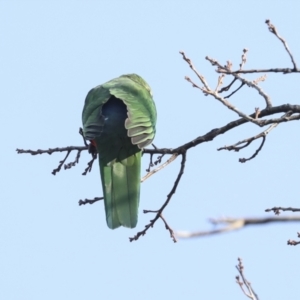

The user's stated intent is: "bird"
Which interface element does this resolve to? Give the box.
[82,74,157,229]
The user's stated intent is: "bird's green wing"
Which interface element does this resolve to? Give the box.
[103,74,157,148]
[82,85,111,141]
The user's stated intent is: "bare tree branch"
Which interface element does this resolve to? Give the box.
[265,206,300,214]
[176,215,300,239]
[16,104,300,163]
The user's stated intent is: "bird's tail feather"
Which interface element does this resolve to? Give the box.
[99,151,141,229]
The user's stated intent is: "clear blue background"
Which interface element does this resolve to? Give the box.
[2,1,300,299]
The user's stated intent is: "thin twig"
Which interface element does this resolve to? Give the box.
[240,49,248,70]
[215,74,225,92]
[238,136,265,163]
[265,19,298,70]
[79,127,89,147]
[175,215,300,238]
[52,150,71,175]
[82,155,97,175]
[64,149,83,170]
[265,206,300,215]
[159,214,177,242]
[287,239,300,246]
[180,51,210,90]
[224,82,244,99]
[236,258,259,300]
[218,76,237,93]
[145,153,154,172]
[79,197,103,205]
[141,153,178,182]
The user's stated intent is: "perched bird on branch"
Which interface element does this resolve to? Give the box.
[82,74,157,229]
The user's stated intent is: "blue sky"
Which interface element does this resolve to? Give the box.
[2,1,300,299]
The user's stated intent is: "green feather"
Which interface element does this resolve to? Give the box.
[100,152,141,229]
[82,74,157,229]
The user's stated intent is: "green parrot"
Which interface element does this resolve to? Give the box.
[82,74,157,229]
